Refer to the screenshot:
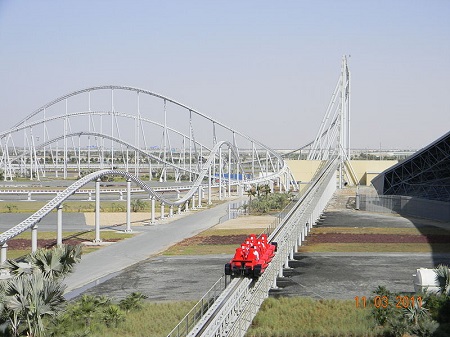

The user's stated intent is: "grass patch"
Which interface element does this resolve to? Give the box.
[75,300,196,337]
[13,230,134,241]
[246,297,380,337]
[314,226,450,236]
[0,200,159,213]
[299,242,450,253]
[4,230,135,260]
[5,250,31,260]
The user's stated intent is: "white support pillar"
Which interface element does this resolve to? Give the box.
[192,195,196,209]
[279,260,284,277]
[125,179,132,232]
[1,243,7,265]
[178,204,182,214]
[289,246,294,260]
[198,186,202,208]
[57,204,63,246]
[208,166,212,205]
[219,147,223,200]
[94,178,102,243]
[272,272,278,289]
[31,225,38,253]
[227,148,231,198]
[285,253,290,269]
[185,200,189,212]
[151,197,155,224]
[160,203,165,219]
[169,205,173,217]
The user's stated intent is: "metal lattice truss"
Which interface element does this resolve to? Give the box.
[308,56,350,162]
[372,130,450,202]
[284,56,357,186]
[0,85,297,191]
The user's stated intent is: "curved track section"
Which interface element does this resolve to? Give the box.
[0,85,295,190]
[0,139,245,244]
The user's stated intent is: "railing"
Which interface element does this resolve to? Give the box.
[167,275,229,337]
[167,157,339,337]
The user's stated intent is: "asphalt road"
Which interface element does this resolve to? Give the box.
[63,199,237,297]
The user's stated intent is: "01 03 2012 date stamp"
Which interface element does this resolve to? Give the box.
[355,295,423,309]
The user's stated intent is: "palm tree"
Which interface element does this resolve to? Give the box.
[119,292,147,313]
[434,264,450,295]
[5,272,66,337]
[72,295,112,329]
[27,244,82,280]
[1,244,82,335]
[103,304,124,328]
[131,199,148,212]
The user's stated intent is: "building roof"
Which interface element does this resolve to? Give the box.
[372,130,450,202]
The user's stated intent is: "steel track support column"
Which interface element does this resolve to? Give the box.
[64,99,68,179]
[208,165,212,205]
[169,205,173,217]
[191,195,196,209]
[178,204,182,215]
[151,197,155,224]
[160,203,165,220]
[94,178,102,243]
[31,225,38,253]
[125,179,132,232]
[1,243,7,266]
[185,201,189,212]
[279,260,284,277]
[285,252,290,269]
[57,204,63,246]
[272,272,278,289]
[219,147,223,200]
[228,148,231,198]
[294,237,299,253]
[198,186,202,208]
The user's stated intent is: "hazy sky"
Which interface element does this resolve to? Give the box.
[0,0,449,150]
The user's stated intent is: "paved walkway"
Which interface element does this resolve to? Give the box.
[63,199,239,295]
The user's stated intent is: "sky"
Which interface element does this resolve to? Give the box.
[0,0,449,150]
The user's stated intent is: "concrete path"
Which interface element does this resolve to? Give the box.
[63,199,237,295]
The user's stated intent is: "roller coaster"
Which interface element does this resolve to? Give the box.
[0,57,351,336]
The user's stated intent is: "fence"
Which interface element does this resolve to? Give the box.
[359,194,450,222]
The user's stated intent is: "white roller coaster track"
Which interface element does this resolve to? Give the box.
[0,139,291,245]
[168,156,339,337]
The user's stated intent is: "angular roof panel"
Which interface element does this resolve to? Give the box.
[372,130,450,202]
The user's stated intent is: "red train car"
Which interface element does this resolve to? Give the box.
[224,234,277,278]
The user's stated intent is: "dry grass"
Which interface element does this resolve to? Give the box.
[313,226,450,236]
[246,297,379,337]
[299,242,450,253]
[89,301,196,337]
